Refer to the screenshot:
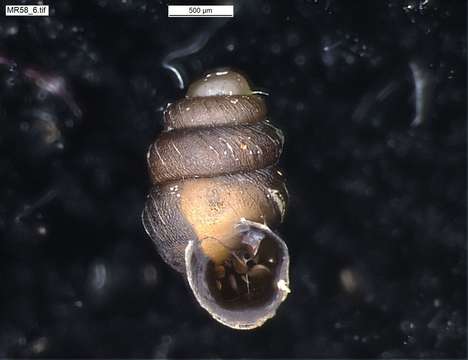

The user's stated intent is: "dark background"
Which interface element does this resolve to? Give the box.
[0,0,466,358]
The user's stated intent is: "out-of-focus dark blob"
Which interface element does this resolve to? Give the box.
[0,56,81,249]
[24,68,82,118]
[0,55,81,161]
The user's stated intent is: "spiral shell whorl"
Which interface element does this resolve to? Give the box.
[148,89,283,184]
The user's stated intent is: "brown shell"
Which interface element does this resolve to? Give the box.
[164,95,267,130]
[142,69,290,330]
[147,121,284,184]
[142,167,287,272]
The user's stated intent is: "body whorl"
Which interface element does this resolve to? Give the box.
[142,69,290,330]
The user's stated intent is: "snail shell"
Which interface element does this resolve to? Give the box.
[142,69,290,330]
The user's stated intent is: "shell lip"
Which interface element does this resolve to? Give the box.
[185,219,290,330]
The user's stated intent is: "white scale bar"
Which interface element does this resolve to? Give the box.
[168,5,233,18]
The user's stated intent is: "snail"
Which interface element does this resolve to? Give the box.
[142,69,290,330]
